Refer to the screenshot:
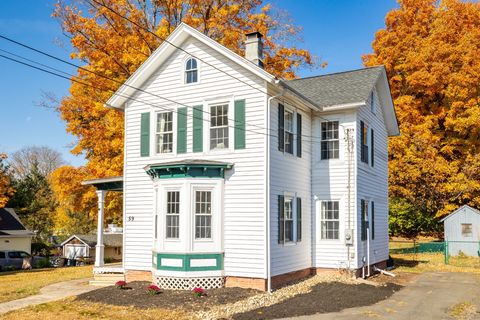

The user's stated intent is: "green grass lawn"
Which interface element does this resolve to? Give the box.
[0,265,93,303]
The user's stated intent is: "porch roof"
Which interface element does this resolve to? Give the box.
[82,176,123,191]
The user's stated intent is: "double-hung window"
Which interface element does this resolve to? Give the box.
[210,104,229,150]
[284,110,294,154]
[462,223,472,237]
[195,191,212,239]
[360,121,369,164]
[321,121,339,159]
[284,198,294,242]
[185,58,198,84]
[156,112,173,154]
[165,191,180,239]
[361,199,369,241]
[320,201,339,240]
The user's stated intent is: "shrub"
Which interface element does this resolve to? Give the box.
[146,284,162,295]
[104,257,114,264]
[115,280,127,289]
[192,287,207,297]
[35,258,51,269]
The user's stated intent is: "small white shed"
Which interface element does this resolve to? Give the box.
[440,205,480,257]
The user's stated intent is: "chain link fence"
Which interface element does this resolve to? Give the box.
[390,240,480,268]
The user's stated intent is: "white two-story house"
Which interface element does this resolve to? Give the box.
[84,23,399,291]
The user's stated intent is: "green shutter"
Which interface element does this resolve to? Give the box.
[278,195,284,244]
[371,201,375,240]
[192,105,203,152]
[296,197,302,242]
[278,104,284,151]
[371,128,374,167]
[177,107,187,154]
[296,113,302,157]
[234,99,246,149]
[140,112,150,157]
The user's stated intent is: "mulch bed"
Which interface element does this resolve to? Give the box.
[233,281,403,320]
[76,281,259,311]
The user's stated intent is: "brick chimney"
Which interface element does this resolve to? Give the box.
[245,31,264,68]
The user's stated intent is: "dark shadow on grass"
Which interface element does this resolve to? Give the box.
[393,257,429,268]
[233,282,403,320]
[0,268,56,276]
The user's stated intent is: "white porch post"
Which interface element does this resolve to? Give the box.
[95,190,106,267]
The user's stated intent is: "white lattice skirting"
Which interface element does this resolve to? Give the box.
[154,276,225,290]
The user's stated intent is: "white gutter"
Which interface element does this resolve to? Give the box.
[266,84,285,293]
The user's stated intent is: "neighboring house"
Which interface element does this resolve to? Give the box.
[84,23,399,291]
[60,233,123,261]
[441,205,480,257]
[0,208,34,254]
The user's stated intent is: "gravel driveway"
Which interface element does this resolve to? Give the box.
[283,272,480,320]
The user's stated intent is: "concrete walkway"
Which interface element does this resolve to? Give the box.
[283,272,480,320]
[0,278,95,314]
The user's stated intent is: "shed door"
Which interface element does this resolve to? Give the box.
[65,245,87,259]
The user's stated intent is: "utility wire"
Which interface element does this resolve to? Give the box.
[0,34,340,141]
[0,52,336,149]
[86,0,349,128]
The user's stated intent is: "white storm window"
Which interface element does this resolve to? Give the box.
[156,112,173,154]
[321,121,339,160]
[284,198,294,242]
[284,110,294,154]
[195,191,212,239]
[165,191,180,239]
[185,58,198,84]
[321,201,339,240]
[210,104,229,150]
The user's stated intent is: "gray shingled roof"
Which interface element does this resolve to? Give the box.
[286,66,384,108]
[67,233,123,247]
[0,208,27,231]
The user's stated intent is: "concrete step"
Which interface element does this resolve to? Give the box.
[90,273,125,286]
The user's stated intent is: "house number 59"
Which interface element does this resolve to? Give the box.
[128,216,134,222]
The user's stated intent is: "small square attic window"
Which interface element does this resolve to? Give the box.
[461,223,472,237]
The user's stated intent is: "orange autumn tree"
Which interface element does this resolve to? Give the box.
[51,0,319,228]
[0,154,14,208]
[364,0,480,231]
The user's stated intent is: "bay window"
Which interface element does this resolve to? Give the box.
[195,191,212,239]
[165,191,180,239]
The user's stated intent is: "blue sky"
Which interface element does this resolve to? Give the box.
[0,0,398,167]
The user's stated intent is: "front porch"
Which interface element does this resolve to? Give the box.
[82,176,125,286]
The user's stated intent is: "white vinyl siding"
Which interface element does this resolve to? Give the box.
[356,88,389,268]
[270,100,312,276]
[123,36,267,277]
[312,112,356,269]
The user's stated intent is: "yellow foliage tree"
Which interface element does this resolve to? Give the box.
[364,0,480,219]
[50,0,319,227]
[0,154,14,208]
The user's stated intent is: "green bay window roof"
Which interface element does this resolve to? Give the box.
[145,160,233,179]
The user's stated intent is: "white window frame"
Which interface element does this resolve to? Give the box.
[194,189,213,240]
[155,111,174,154]
[165,190,181,239]
[370,90,376,114]
[184,57,199,84]
[360,121,369,164]
[209,103,230,151]
[280,191,301,245]
[320,120,340,160]
[283,109,295,155]
[320,200,340,240]
[461,223,473,237]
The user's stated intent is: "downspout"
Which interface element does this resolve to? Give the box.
[266,84,285,293]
